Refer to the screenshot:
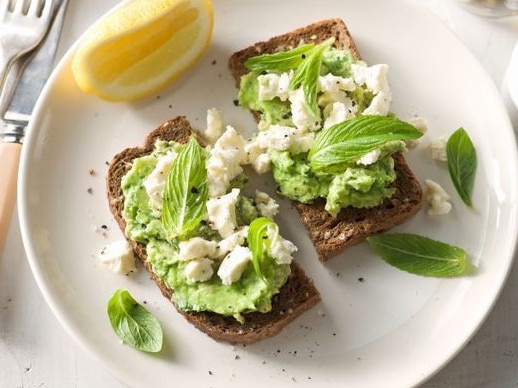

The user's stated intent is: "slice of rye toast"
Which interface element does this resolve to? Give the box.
[228,19,424,262]
[106,116,321,344]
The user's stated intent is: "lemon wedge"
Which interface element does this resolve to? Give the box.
[71,0,214,101]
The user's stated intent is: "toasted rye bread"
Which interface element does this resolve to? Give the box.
[106,116,321,344]
[228,19,424,262]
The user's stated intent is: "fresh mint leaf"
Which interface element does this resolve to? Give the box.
[248,217,279,282]
[244,43,315,72]
[161,137,208,239]
[289,39,333,119]
[107,289,163,353]
[446,127,477,208]
[308,115,423,171]
[367,233,469,277]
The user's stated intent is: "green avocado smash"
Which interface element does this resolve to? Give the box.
[238,40,422,216]
[121,140,291,322]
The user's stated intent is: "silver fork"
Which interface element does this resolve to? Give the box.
[0,0,54,92]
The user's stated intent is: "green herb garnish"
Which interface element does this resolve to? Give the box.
[308,115,423,172]
[248,217,279,282]
[288,40,331,118]
[446,127,477,208]
[107,289,163,353]
[161,137,208,239]
[367,233,469,277]
[244,38,334,120]
[244,43,315,72]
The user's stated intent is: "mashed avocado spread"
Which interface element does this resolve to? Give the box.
[238,43,417,216]
[121,139,293,321]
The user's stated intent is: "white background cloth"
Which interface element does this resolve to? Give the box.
[1,0,518,387]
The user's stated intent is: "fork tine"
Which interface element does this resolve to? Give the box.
[27,0,42,16]
[12,0,25,14]
[0,0,11,17]
[40,0,53,18]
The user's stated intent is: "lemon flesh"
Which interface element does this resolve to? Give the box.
[72,0,214,101]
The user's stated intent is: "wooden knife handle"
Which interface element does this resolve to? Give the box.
[0,142,21,256]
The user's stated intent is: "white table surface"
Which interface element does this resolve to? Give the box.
[1,0,518,387]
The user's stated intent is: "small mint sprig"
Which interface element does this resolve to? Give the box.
[244,38,335,119]
[308,115,423,172]
[446,127,477,208]
[107,289,163,353]
[367,233,469,277]
[161,136,208,240]
[247,217,279,282]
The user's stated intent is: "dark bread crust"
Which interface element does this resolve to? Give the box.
[228,19,424,262]
[106,116,321,344]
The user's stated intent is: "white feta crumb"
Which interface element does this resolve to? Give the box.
[257,72,291,101]
[255,190,279,219]
[143,150,177,212]
[206,126,247,197]
[429,137,448,162]
[267,227,297,265]
[406,117,428,148]
[256,125,314,154]
[185,258,214,283]
[357,148,382,166]
[217,246,252,285]
[178,237,218,261]
[99,240,136,274]
[215,227,248,258]
[206,188,240,238]
[425,179,452,216]
[362,90,391,116]
[289,88,320,131]
[323,101,355,129]
[269,236,297,265]
[204,108,224,144]
[409,117,428,134]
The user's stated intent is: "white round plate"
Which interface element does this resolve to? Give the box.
[18,0,518,387]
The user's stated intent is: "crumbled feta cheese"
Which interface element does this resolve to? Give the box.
[215,227,248,258]
[206,126,247,197]
[409,117,428,134]
[430,137,448,162]
[178,237,218,261]
[99,240,136,274]
[255,190,279,219]
[406,117,428,148]
[185,258,214,283]
[206,188,240,238]
[252,152,271,174]
[256,124,314,154]
[318,73,356,107]
[323,101,355,128]
[243,138,271,174]
[217,246,252,285]
[257,125,296,151]
[425,179,452,216]
[143,151,177,212]
[204,108,224,144]
[362,91,391,116]
[257,72,291,101]
[357,149,382,166]
[351,63,390,94]
[289,88,320,131]
[351,63,391,115]
[318,73,356,94]
[269,236,297,265]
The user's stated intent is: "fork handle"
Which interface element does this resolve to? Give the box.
[0,142,21,257]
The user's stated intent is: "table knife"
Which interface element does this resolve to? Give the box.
[0,0,69,256]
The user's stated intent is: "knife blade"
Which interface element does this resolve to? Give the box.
[0,0,69,256]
